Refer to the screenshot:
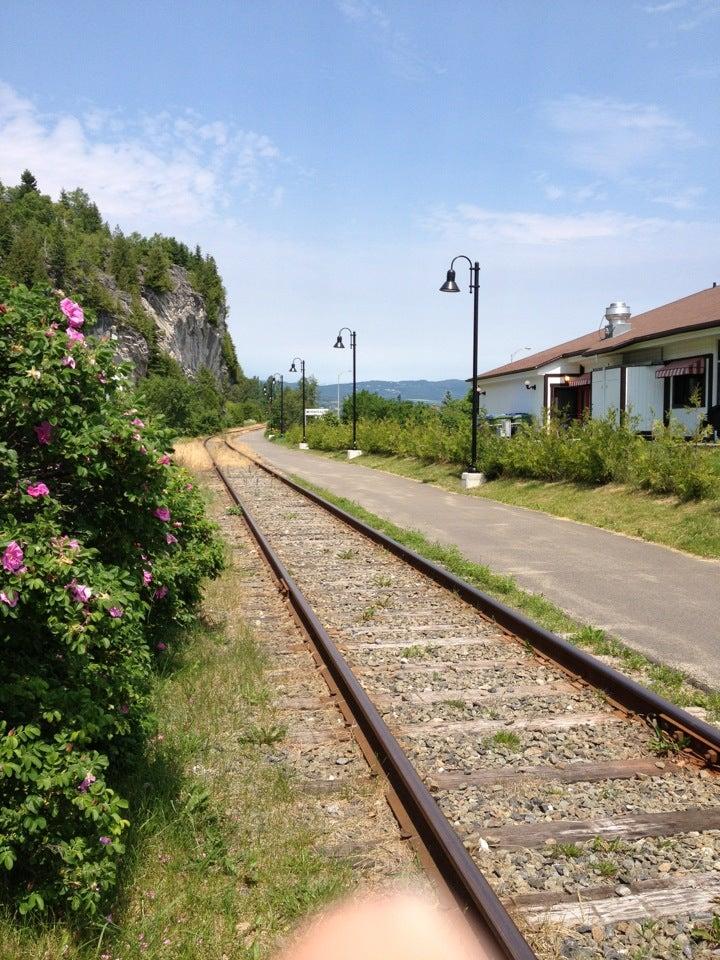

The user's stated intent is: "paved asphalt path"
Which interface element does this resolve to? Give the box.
[241,431,720,689]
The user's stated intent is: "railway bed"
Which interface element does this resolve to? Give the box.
[207,432,720,960]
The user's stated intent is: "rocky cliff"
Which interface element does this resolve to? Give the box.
[89,264,232,381]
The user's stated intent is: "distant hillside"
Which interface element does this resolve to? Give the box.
[317,378,467,407]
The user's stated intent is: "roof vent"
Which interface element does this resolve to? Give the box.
[603,301,631,339]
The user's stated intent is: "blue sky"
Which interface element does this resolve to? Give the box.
[2,0,719,382]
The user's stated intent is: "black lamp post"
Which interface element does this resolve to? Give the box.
[289,357,307,444]
[439,256,481,474]
[270,373,285,434]
[333,327,358,450]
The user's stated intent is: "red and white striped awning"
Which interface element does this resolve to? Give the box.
[566,373,591,387]
[655,357,705,379]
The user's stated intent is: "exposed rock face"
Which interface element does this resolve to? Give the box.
[89,265,230,382]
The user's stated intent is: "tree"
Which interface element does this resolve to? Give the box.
[3,224,48,286]
[109,227,138,290]
[47,222,69,287]
[18,169,38,194]
[143,240,173,293]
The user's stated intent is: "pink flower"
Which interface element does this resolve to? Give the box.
[131,418,145,428]
[77,772,96,793]
[158,454,171,465]
[26,483,49,498]
[165,533,178,545]
[99,836,111,846]
[45,322,59,338]
[118,704,129,714]
[98,372,108,384]
[62,356,76,369]
[138,445,148,455]
[0,589,19,608]
[156,642,167,651]
[60,298,84,328]
[173,521,182,528]
[2,541,24,573]
[154,507,171,522]
[67,539,80,550]
[108,606,124,618]
[34,421,53,445]
[67,579,92,603]
[67,327,85,343]
[185,483,193,491]
[142,570,153,586]
[153,586,168,600]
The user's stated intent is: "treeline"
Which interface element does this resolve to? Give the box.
[0,170,226,327]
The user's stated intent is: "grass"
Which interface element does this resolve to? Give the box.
[0,571,351,959]
[286,446,720,560]
[487,731,522,751]
[289,474,720,721]
[555,843,583,859]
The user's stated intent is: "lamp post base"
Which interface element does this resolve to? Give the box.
[346,448,363,460]
[299,442,309,450]
[461,471,486,489]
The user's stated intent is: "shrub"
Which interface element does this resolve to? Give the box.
[0,279,224,917]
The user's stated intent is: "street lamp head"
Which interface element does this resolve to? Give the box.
[333,334,344,349]
[289,361,297,373]
[439,269,460,293]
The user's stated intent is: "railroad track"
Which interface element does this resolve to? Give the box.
[206,431,720,960]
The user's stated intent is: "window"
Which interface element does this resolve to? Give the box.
[672,373,705,409]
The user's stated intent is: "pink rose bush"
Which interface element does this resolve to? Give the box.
[0,279,223,917]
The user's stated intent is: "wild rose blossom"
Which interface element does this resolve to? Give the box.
[185,483,193,490]
[67,539,80,550]
[26,483,49,498]
[131,418,145,428]
[77,772,96,793]
[60,298,84,328]
[99,836,111,846]
[62,356,76,369]
[0,304,6,314]
[67,327,85,343]
[156,642,167,651]
[45,322,59,337]
[118,704,129,714]
[173,521,182,528]
[165,533,178,545]
[153,586,168,600]
[34,421,53,445]
[2,541,24,573]
[0,589,19,608]
[98,371,108,384]
[154,507,171,522]
[158,454,171,465]
[142,570,153,586]
[108,606,124,618]
[67,579,92,603]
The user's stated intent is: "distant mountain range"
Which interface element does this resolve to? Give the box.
[316,379,467,407]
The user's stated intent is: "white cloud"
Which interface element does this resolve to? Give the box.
[0,81,284,231]
[335,0,443,80]
[545,94,698,177]
[642,0,720,28]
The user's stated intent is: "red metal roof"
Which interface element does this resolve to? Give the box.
[477,286,720,381]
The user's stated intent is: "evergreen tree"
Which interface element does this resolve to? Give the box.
[0,201,12,262]
[143,240,173,293]
[47,222,69,287]
[18,169,38,195]
[109,227,138,290]
[4,224,48,286]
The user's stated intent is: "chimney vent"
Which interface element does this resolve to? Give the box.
[603,301,632,338]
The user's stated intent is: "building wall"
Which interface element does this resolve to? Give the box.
[591,368,623,419]
[625,367,664,432]
[478,375,544,419]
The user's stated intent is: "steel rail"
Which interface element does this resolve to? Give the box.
[204,437,537,960]
[224,433,720,767]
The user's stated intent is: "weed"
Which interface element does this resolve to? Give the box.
[692,915,720,945]
[238,723,286,746]
[443,699,465,709]
[226,505,244,516]
[337,548,359,560]
[373,574,393,587]
[402,645,427,659]
[555,842,582,858]
[648,722,690,756]
[487,730,522,751]
[359,605,377,622]
[591,858,618,878]
[591,836,626,854]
